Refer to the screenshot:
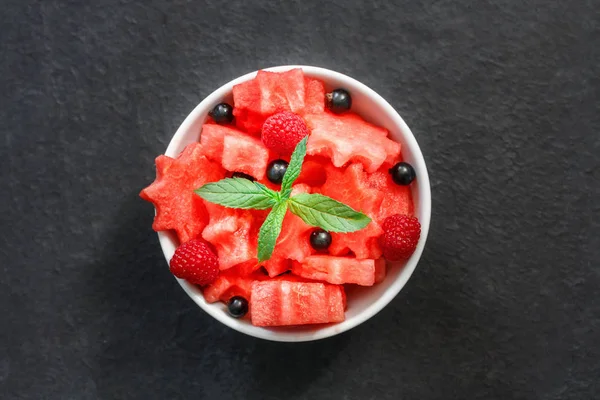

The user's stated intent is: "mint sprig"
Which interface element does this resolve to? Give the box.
[257,201,288,262]
[195,135,371,261]
[195,178,278,210]
[280,136,307,199]
[288,193,371,232]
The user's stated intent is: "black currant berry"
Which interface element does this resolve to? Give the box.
[310,229,332,250]
[266,159,288,184]
[209,103,234,124]
[389,162,416,185]
[326,89,352,113]
[227,296,249,318]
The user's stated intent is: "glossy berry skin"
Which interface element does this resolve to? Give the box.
[209,103,234,124]
[261,111,309,155]
[169,238,219,286]
[326,89,352,113]
[380,214,421,261]
[389,162,416,185]
[231,171,255,181]
[227,296,249,318]
[266,159,288,184]
[310,229,332,250]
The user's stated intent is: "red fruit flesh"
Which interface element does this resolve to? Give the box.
[199,124,269,180]
[232,78,261,110]
[321,163,382,216]
[294,156,328,187]
[305,112,401,173]
[292,255,380,286]
[235,108,265,135]
[199,124,244,161]
[232,69,307,135]
[234,258,261,277]
[321,163,384,259]
[374,257,386,283]
[368,169,414,224]
[250,281,346,326]
[202,203,258,270]
[262,256,292,277]
[203,266,265,303]
[139,143,225,244]
[302,78,325,115]
[329,222,383,259]
[262,213,313,276]
[256,70,289,114]
[233,69,325,135]
[232,79,263,134]
[221,134,269,180]
[277,69,306,113]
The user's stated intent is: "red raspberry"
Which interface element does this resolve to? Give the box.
[169,238,219,286]
[261,111,309,155]
[380,214,421,261]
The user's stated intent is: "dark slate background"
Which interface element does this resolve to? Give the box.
[1,0,599,399]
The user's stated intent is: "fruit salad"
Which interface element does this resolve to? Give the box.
[140,68,421,327]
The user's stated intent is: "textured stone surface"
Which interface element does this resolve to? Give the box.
[1,0,599,399]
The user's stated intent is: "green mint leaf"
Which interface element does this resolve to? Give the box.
[288,193,371,232]
[257,201,288,262]
[280,136,308,198]
[280,188,293,200]
[195,178,278,210]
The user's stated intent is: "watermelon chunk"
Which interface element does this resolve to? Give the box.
[321,163,382,216]
[280,69,307,113]
[255,70,290,114]
[262,213,314,276]
[292,255,381,286]
[234,258,262,276]
[374,257,386,283]
[232,79,264,134]
[294,155,328,187]
[221,134,269,180]
[233,69,326,135]
[257,69,306,113]
[203,266,265,303]
[233,70,301,135]
[232,78,261,110]
[262,256,292,277]
[303,78,325,115]
[202,203,258,270]
[368,169,415,224]
[330,222,383,259]
[321,163,384,258]
[305,112,401,173]
[203,272,252,303]
[199,124,269,180]
[234,108,265,135]
[199,124,244,162]
[250,280,346,326]
[139,143,225,243]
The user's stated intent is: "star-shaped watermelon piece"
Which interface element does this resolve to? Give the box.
[140,143,225,244]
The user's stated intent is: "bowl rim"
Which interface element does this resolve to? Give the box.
[157,65,431,342]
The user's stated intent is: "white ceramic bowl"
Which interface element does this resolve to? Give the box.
[158,65,431,342]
